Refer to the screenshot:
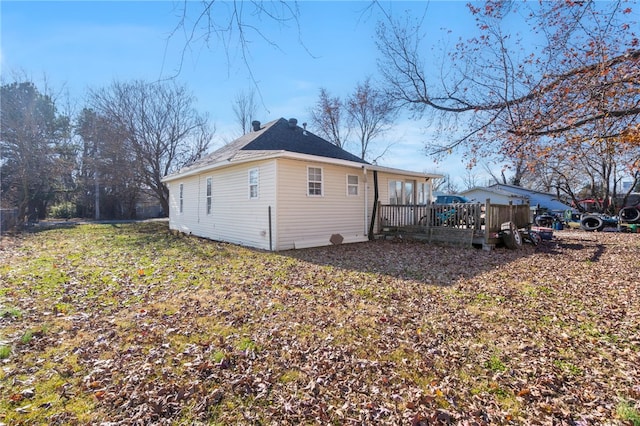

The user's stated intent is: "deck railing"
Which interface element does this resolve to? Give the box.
[378,200,532,245]
[378,203,484,231]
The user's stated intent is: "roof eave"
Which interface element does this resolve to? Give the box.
[162,150,441,182]
[367,164,443,179]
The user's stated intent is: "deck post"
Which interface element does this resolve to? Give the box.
[509,201,514,225]
[485,198,491,247]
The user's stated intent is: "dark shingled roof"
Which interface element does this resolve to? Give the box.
[174,118,369,176]
[241,118,369,164]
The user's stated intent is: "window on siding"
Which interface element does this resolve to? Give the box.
[249,168,259,199]
[417,182,428,205]
[404,181,414,204]
[179,183,184,213]
[308,167,323,196]
[347,175,359,196]
[389,180,416,205]
[389,181,402,205]
[206,177,212,214]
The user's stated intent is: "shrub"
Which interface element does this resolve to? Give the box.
[49,202,76,219]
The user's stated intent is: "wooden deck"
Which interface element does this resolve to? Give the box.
[377,200,532,249]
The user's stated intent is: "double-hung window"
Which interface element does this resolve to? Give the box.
[347,175,359,196]
[249,168,259,199]
[308,167,323,196]
[206,177,212,214]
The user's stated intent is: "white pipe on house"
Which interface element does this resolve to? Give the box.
[197,175,201,223]
[363,166,368,236]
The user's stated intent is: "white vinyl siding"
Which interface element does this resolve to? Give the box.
[249,168,259,199]
[167,160,276,250]
[276,159,366,249]
[307,167,323,196]
[347,174,359,196]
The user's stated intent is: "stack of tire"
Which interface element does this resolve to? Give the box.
[619,206,640,223]
[580,215,607,232]
[579,206,640,232]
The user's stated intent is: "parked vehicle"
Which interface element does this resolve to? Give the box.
[431,194,484,227]
[435,194,470,204]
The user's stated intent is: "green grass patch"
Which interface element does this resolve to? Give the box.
[553,359,583,376]
[486,354,507,373]
[0,345,10,359]
[617,400,640,426]
[279,369,301,384]
[20,329,34,344]
[237,337,259,352]
[0,306,22,319]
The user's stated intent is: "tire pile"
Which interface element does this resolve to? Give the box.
[580,206,640,232]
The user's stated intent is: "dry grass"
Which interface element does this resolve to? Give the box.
[0,222,638,425]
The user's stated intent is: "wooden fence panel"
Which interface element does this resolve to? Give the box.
[483,200,532,246]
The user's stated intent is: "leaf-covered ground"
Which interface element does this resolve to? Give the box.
[0,222,638,425]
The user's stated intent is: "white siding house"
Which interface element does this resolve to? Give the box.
[461,184,572,213]
[163,118,440,250]
[461,186,529,206]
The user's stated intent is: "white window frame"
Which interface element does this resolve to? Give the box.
[389,180,415,205]
[347,174,359,196]
[249,168,259,199]
[206,177,212,214]
[389,180,402,205]
[179,183,184,213]
[307,166,323,196]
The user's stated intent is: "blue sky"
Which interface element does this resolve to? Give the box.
[1,1,487,187]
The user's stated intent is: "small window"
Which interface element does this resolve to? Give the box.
[347,175,359,196]
[249,168,259,199]
[179,183,184,213]
[308,167,323,196]
[206,177,212,214]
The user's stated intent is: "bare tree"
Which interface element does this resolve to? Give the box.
[462,169,480,191]
[232,89,257,135]
[346,77,397,161]
[168,1,305,94]
[309,80,396,161]
[431,174,459,194]
[89,81,213,215]
[376,1,639,203]
[309,88,347,148]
